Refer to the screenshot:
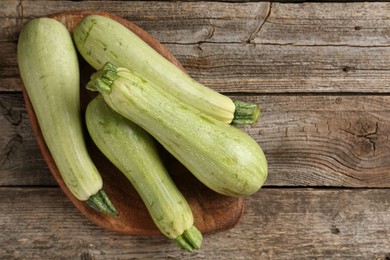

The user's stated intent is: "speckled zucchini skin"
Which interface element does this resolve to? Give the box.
[88,65,268,197]
[17,18,103,201]
[85,95,194,239]
[73,15,235,123]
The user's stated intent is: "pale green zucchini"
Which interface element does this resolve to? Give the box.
[87,63,268,197]
[17,18,117,215]
[85,95,202,252]
[73,15,260,125]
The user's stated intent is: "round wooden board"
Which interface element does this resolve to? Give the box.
[21,11,245,236]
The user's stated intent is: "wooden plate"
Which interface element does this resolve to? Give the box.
[21,11,245,236]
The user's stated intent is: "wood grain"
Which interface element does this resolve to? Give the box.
[245,95,390,187]
[2,93,390,188]
[169,43,390,94]
[0,1,269,42]
[2,1,389,45]
[0,187,389,259]
[1,1,389,93]
[255,2,390,47]
[0,94,55,186]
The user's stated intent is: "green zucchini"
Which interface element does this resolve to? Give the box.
[17,18,117,215]
[87,63,268,197]
[73,14,260,125]
[85,95,202,252]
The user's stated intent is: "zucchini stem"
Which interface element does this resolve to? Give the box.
[175,226,203,252]
[87,62,118,94]
[232,100,261,125]
[86,189,118,216]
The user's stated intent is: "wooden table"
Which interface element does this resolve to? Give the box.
[1,1,389,259]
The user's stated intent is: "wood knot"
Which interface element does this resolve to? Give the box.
[0,98,23,126]
[342,66,354,72]
[80,252,95,260]
[330,225,340,234]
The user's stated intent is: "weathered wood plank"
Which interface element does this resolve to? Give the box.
[1,1,268,42]
[256,96,390,187]
[0,42,19,92]
[0,94,56,186]
[2,1,389,45]
[1,1,389,93]
[255,2,390,47]
[244,95,390,187]
[169,43,390,94]
[2,93,390,187]
[2,41,390,93]
[0,187,389,259]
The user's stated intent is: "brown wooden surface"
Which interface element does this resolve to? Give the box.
[1,1,389,259]
[1,187,389,259]
[3,93,390,188]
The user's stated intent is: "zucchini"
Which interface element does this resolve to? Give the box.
[87,63,268,197]
[17,18,117,215]
[85,95,202,252]
[73,15,260,125]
